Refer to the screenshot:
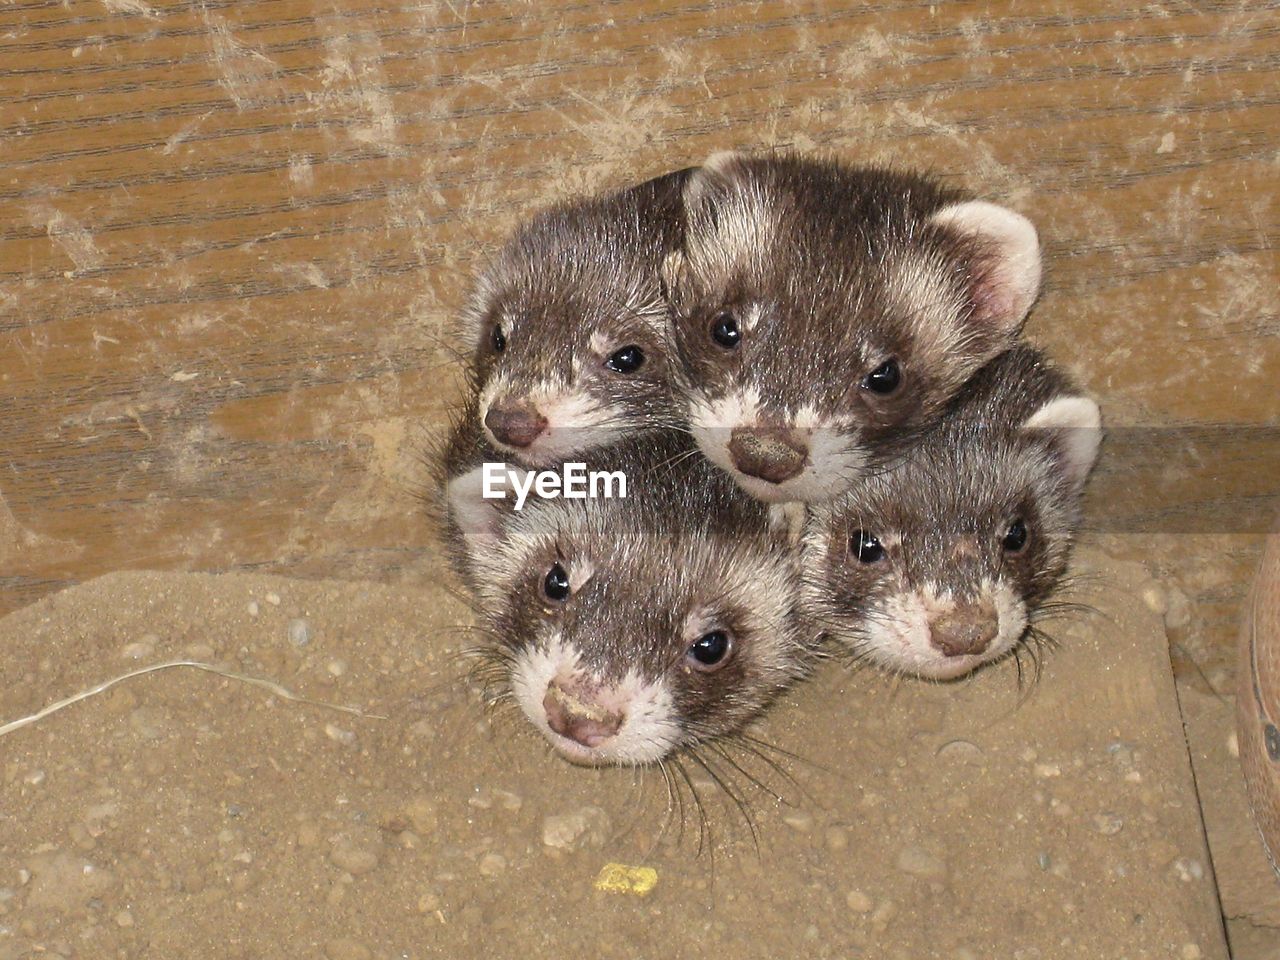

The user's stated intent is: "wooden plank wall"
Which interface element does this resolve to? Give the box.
[1,0,1276,676]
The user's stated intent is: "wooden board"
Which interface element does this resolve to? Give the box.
[0,0,1276,710]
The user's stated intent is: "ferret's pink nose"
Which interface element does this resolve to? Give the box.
[930,601,998,658]
[485,402,548,448]
[542,681,623,748]
[728,424,808,484]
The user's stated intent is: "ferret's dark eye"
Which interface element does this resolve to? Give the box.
[687,630,733,671]
[710,310,741,349]
[543,563,570,601]
[1002,519,1028,553]
[851,530,885,564]
[861,359,900,395]
[491,325,506,353]
[605,345,645,374]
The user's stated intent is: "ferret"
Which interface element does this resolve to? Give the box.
[662,151,1044,504]
[443,433,814,766]
[800,345,1102,680]
[459,169,692,467]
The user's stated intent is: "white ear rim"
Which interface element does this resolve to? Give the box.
[702,150,744,175]
[446,463,528,547]
[683,150,746,209]
[930,200,1042,330]
[1023,395,1102,489]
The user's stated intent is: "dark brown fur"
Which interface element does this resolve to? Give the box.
[666,152,1037,503]
[802,345,1100,677]
[460,169,694,464]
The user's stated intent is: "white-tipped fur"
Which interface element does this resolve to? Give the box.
[479,375,627,465]
[682,149,743,207]
[882,251,971,361]
[510,635,681,766]
[986,577,1030,661]
[850,580,1028,681]
[681,154,778,281]
[587,331,612,357]
[1023,395,1103,490]
[688,389,867,504]
[928,200,1042,330]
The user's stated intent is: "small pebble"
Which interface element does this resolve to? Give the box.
[1037,852,1051,871]
[287,618,311,646]
[324,724,357,747]
[542,807,609,851]
[247,600,260,616]
[403,797,439,835]
[896,845,947,880]
[1093,813,1124,836]
[1227,733,1239,759]
[114,909,134,928]
[1141,584,1168,615]
[327,659,347,677]
[265,592,282,606]
[23,769,46,786]
[845,889,873,913]
[329,835,381,876]
[1108,742,1136,770]
[870,899,898,933]
[825,826,849,852]
[417,891,441,914]
[478,852,507,877]
[323,938,371,960]
[1173,857,1204,882]
[936,739,984,764]
[120,639,156,660]
[1033,763,1061,778]
[782,809,815,832]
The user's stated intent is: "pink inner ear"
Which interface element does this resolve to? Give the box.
[969,258,1017,328]
[930,200,1042,334]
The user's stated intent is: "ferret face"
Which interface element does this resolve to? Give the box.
[462,180,684,467]
[665,153,1042,504]
[447,457,808,766]
[802,387,1101,681]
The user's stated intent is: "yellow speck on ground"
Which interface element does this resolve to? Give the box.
[593,863,658,897]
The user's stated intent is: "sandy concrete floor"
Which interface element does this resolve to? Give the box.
[0,551,1232,958]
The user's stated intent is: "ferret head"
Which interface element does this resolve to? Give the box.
[445,448,810,765]
[802,351,1101,680]
[460,175,686,467]
[664,152,1042,504]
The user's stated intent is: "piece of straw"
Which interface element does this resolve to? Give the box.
[0,659,387,739]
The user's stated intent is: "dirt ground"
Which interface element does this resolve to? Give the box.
[0,548,1234,959]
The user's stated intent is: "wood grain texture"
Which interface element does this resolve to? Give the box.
[1,0,1277,679]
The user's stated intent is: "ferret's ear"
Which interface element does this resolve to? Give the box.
[683,150,749,211]
[446,463,526,549]
[1022,395,1102,491]
[929,200,1042,337]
